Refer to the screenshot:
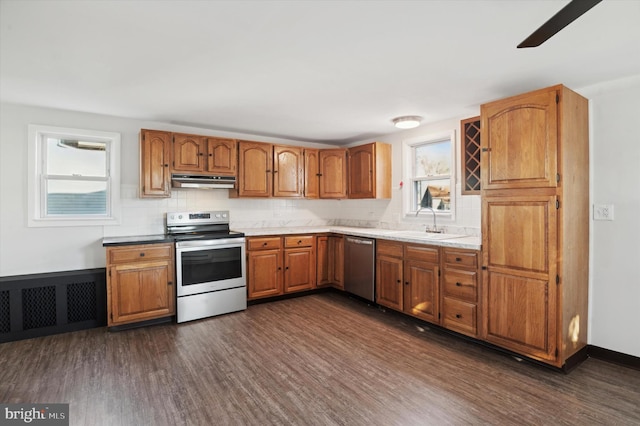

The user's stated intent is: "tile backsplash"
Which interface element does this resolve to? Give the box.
[104,184,481,237]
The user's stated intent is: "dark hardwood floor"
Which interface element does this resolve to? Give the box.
[1,292,639,425]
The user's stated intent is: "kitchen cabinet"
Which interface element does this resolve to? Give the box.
[172,132,207,172]
[283,236,316,293]
[304,148,320,199]
[247,237,283,299]
[317,234,344,289]
[348,142,392,199]
[247,235,316,300]
[376,240,439,324]
[318,149,348,199]
[236,141,303,198]
[106,243,175,326]
[441,247,481,337]
[480,84,589,368]
[140,129,171,198]
[461,116,481,194]
[206,137,237,176]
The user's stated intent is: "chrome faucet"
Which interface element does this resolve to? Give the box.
[416,206,440,233]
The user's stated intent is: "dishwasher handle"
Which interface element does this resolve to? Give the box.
[346,237,374,245]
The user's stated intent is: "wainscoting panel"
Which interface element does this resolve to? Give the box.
[0,268,106,343]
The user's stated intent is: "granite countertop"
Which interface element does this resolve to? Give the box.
[102,227,481,250]
[234,226,482,250]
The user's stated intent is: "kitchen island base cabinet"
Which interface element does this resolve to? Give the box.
[106,243,175,327]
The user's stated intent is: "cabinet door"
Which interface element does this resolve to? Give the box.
[481,87,558,189]
[376,255,403,311]
[316,236,330,286]
[330,235,344,289]
[284,247,315,293]
[482,193,558,362]
[109,260,174,326]
[304,149,320,199]
[273,145,304,198]
[348,143,375,198]
[172,133,206,172]
[318,149,348,199]
[207,137,237,175]
[238,141,272,197]
[247,249,282,299]
[140,129,171,198]
[403,259,439,324]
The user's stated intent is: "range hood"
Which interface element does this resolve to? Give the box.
[171,174,235,189]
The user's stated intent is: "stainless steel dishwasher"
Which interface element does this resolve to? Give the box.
[344,236,375,302]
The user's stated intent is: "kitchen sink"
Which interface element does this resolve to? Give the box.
[389,231,466,240]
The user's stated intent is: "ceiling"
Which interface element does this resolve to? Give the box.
[1,0,639,145]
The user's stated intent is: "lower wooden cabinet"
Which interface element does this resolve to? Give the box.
[106,243,175,326]
[441,248,481,337]
[376,240,440,324]
[316,234,344,289]
[247,235,316,300]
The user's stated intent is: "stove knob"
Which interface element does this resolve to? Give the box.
[215,214,221,218]
[178,215,183,219]
[169,215,174,220]
[222,213,228,218]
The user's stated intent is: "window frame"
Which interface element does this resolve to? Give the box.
[27,124,121,227]
[402,129,456,220]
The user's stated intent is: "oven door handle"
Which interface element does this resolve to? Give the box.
[176,238,246,249]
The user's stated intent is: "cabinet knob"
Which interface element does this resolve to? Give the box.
[456,314,461,319]
[139,252,145,257]
[297,240,302,244]
[198,152,204,156]
[164,164,169,167]
[168,281,173,286]
[482,147,491,152]
[455,282,462,287]
[262,242,268,246]
[209,153,213,157]
[455,257,462,262]
[404,281,409,285]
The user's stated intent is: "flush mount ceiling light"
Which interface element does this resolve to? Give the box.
[392,116,422,129]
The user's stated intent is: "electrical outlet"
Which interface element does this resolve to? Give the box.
[593,204,614,221]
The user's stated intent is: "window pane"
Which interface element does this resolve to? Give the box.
[46,180,107,215]
[414,140,451,177]
[46,137,107,177]
[414,179,451,211]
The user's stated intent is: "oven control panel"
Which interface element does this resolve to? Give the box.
[167,210,229,226]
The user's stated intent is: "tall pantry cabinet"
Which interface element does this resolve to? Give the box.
[480,85,589,368]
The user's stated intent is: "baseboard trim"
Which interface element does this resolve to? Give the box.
[588,345,640,371]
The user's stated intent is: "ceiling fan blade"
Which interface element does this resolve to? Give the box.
[517,0,602,48]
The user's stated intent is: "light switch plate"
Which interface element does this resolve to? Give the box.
[593,204,614,221]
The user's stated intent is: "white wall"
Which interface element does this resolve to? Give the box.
[0,103,479,278]
[579,74,640,358]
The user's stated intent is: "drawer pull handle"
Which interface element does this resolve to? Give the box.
[455,257,462,262]
[456,314,461,319]
[455,282,462,287]
[262,242,268,246]
[139,253,145,257]
[298,240,302,244]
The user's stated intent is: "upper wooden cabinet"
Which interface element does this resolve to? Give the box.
[348,142,392,199]
[172,133,237,175]
[207,137,237,176]
[236,141,304,198]
[237,140,273,197]
[318,149,348,199]
[172,132,207,172]
[273,145,304,198]
[481,88,558,190]
[304,149,320,199]
[140,129,171,198]
[480,84,589,368]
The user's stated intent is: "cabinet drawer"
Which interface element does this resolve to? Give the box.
[247,237,282,251]
[404,244,439,263]
[443,269,478,301]
[284,235,314,248]
[377,240,403,258]
[108,244,173,264]
[443,249,478,269]
[442,297,477,336]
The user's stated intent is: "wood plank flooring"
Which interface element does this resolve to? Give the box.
[1,292,639,425]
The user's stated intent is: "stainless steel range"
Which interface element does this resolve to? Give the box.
[166,211,246,323]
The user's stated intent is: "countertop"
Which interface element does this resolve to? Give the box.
[102,227,481,250]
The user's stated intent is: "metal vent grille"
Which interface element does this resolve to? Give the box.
[67,281,97,323]
[0,290,10,333]
[22,286,56,330]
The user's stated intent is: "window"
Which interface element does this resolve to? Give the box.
[28,124,121,227]
[403,130,455,218]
